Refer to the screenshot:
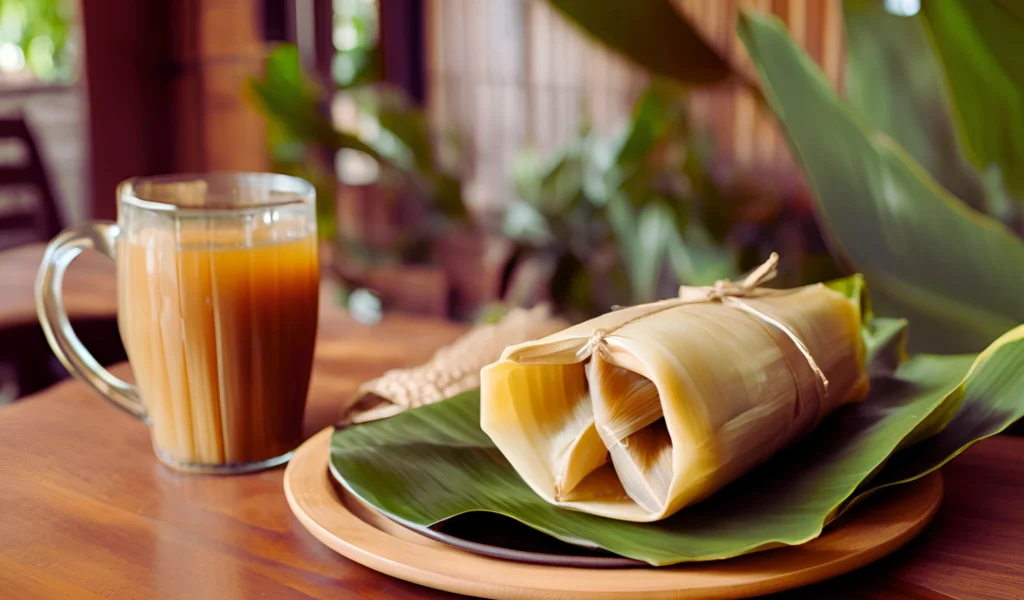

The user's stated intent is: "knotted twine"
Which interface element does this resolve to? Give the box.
[575,253,830,401]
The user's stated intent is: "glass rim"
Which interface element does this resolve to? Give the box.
[117,172,315,215]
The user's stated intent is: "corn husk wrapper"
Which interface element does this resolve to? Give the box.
[341,305,568,424]
[480,282,869,522]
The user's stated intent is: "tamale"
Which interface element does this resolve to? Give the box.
[480,262,868,522]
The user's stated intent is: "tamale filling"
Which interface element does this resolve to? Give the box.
[551,351,674,511]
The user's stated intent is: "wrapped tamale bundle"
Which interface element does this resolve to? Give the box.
[480,255,869,522]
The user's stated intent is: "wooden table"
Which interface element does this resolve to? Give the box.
[2,245,1023,599]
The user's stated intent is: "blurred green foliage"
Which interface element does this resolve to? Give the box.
[556,0,1024,351]
[921,0,1024,206]
[0,0,75,82]
[332,0,379,87]
[504,82,839,319]
[844,4,988,214]
[845,0,1023,232]
[504,84,734,317]
[739,5,1024,353]
[249,44,466,243]
[250,45,376,239]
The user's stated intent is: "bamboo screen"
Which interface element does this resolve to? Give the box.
[425,0,845,214]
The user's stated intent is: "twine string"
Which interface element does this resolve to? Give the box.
[575,252,829,398]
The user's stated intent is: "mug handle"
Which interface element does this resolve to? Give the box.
[35,222,146,421]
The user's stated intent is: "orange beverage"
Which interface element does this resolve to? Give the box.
[37,173,319,473]
[117,226,318,466]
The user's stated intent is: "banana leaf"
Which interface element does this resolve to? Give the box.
[921,0,1024,200]
[331,297,1024,564]
[331,339,1023,565]
[843,3,986,212]
[736,9,1024,354]
[547,0,732,87]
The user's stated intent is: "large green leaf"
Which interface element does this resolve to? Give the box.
[547,0,734,86]
[844,4,986,212]
[866,325,1024,487]
[332,351,983,565]
[921,0,1024,200]
[331,322,1024,565]
[737,10,1024,353]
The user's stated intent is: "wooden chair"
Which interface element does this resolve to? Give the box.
[0,114,69,399]
[0,115,63,251]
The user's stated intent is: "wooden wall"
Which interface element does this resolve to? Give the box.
[425,0,845,214]
[679,0,844,170]
[170,0,269,173]
[426,0,648,215]
[82,0,268,218]
[82,0,175,219]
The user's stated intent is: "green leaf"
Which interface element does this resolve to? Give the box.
[863,317,910,378]
[980,165,1017,226]
[354,85,434,172]
[427,171,469,220]
[547,0,734,86]
[332,309,1024,566]
[502,201,553,246]
[252,52,466,221]
[824,275,910,377]
[525,136,590,219]
[737,10,1024,353]
[250,45,382,160]
[629,201,675,303]
[922,0,1024,199]
[331,340,1004,565]
[614,87,671,165]
[842,324,1024,513]
[667,223,737,286]
[883,328,1024,472]
[843,4,986,212]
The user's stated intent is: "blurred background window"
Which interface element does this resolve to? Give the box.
[0,0,85,231]
[333,0,379,87]
[0,0,78,84]
[244,0,851,321]
[0,0,845,245]
[6,0,1019,397]
[427,0,647,215]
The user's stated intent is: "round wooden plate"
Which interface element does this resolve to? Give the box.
[285,427,943,599]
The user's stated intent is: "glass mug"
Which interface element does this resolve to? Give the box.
[36,173,320,474]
